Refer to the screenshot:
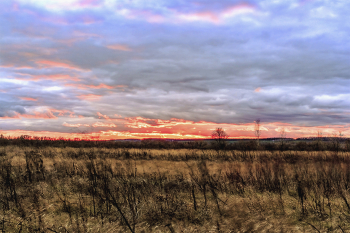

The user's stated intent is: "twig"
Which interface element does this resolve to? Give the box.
[47,228,59,233]
[305,222,321,233]
[107,189,135,233]
[338,225,345,233]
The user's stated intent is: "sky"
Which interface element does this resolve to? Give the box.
[1,0,350,140]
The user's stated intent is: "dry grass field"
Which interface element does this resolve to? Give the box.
[1,146,350,232]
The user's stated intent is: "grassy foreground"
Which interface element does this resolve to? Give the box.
[1,146,350,232]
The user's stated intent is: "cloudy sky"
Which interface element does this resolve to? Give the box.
[1,0,349,139]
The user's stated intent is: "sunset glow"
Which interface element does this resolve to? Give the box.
[1,0,349,140]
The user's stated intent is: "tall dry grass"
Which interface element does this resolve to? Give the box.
[0,146,350,232]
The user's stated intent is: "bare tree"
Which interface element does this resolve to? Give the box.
[331,131,343,153]
[315,130,323,150]
[280,127,287,139]
[212,128,228,149]
[255,119,261,147]
[280,127,287,151]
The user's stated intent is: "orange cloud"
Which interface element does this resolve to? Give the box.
[78,94,102,101]
[99,130,207,139]
[106,44,131,51]
[1,119,350,141]
[0,130,99,141]
[20,97,38,101]
[114,116,350,139]
[36,60,82,70]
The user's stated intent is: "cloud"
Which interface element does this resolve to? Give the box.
[177,2,256,24]
[50,108,75,117]
[16,74,81,82]
[92,122,117,128]
[35,60,83,70]
[3,117,349,139]
[178,11,220,24]
[1,110,57,119]
[1,0,350,139]
[65,83,118,89]
[78,94,102,101]
[17,0,104,12]
[97,112,111,120]
[63,122,90,127]
[19,97,38,101]
[106,44,131,51]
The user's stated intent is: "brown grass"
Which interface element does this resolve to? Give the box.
[0,146,350,232]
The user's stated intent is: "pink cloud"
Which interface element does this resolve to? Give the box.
[92,122,117,128]
[97,112,111,120]
[50,109,75,117]
[179,11,220,23]
[0,108,77,120]
[63,122,90,127]
[36,60,82,70]
[46,74,80,81]
[20,97,38,101]
[119,9,166,23]
[78,0,102,7]
[78,94,102,101]
[254,87,261,92]
[16,74,81,82]
[2,110,57,119]
[13,3,19,11]
[106,44,131,51]
[65,83,120,90]
[221,3,256,18]
[1,64,34,70]
[175,2,256,24]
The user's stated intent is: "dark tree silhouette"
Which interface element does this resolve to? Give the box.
[212,128,228,149]
[255,119,261,147]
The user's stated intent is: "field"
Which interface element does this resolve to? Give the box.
[1,144,350,232]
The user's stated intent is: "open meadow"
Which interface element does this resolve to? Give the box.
[1,143,350,232]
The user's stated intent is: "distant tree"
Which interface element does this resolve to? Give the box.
[212,128,228,149]
[280,127,287,139]
[331,131,343,153]
[315,130,323,150]
[280,127,287,151]
[255,119,261,147]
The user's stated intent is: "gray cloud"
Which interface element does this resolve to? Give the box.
[1,0,350,135]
